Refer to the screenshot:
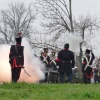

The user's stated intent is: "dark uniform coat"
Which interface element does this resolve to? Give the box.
[57,49,75,74]
[9,45,24,68]
[40,55,51,69]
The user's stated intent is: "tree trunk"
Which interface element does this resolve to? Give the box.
[77,29,85,78]
[69,0,74,32]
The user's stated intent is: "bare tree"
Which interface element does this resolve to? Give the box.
[34,0,100,79]
[0,2,36,44]
[73,14,100,70]
[27,32,62,56]
[35,0,73,40]
[74,14,99,41]
[75,15,99,48]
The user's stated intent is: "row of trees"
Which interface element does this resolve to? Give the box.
[0,3,36,44]
[35,0,100,69]
[0,0,100,71]
[35,0,100,77]
[0,1,99,47]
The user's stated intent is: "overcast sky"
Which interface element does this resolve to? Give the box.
[72,0,100,17]
[0,0,100,17]
[0,0,100,56]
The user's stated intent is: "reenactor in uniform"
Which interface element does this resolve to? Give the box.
[9,32,24,83]
[49,49,59,83]
[94,67,100,83]
[49,49,57,70]
[56,43,75,83]
[82,49,95,84]
[40,47,51,82]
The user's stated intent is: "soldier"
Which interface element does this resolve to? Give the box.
[49,49,57,70]
[82,49,95,84]
[9,32,24,83]
[40,47,51,83]
[94,67,100,83]
[48,49,59,83]
[56,43,75,83]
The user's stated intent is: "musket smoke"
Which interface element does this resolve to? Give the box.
[67,33,83,55]
[0,38,45,83]
[56,32,83,56]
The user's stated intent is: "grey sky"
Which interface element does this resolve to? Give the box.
[72,0,100,17]
[0,0,100,56]
[0,0,100,17]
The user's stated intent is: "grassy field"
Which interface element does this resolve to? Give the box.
[0,83,100,100]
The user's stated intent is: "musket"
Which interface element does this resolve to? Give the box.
[22,66,31,77]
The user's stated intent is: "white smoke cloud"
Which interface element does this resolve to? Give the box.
[56,32,83,56]
[67,33,83,55]
[0,44,11,83]
[0,38,45,83]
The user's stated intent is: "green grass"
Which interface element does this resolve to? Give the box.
[0,83,100,100]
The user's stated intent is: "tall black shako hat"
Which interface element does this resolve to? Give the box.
[15,32,22,44]
[64,43,69,48]
[43,48,48,53]
[85,49,90,54]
